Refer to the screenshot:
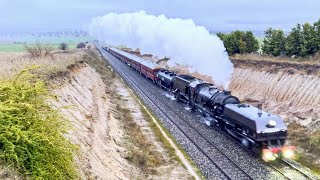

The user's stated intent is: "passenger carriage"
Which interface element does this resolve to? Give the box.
[140,60,163,82]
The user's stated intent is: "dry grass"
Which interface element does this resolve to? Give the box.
[0,50,86,78]
[288,123,320,174]
[139,106,203,179]
[80,49,116,86]
[116,104,164,174]
[231,53,320,65]
[231,54,320,75]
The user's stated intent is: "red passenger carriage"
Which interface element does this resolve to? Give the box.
[109,47,164,82]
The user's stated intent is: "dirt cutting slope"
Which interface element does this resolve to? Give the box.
[50,63,135,179]
[229,67,320,131]
[49,61,193,179]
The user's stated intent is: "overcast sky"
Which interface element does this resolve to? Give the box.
[1,0,319,34]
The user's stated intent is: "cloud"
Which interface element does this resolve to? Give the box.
[1,0,320,33]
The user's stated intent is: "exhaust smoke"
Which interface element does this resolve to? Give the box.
[89,11,233,89]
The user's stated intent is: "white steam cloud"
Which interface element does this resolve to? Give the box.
[89,11,233,89]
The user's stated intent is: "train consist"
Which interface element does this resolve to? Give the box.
[103,46,295,162]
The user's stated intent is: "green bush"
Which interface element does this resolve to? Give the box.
[0,66,78,179]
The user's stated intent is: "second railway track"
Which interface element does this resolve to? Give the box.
[270,159,318,180]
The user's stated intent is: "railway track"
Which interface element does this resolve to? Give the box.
[98,46,258,179]
[269,159,318,180]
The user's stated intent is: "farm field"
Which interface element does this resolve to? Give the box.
[0,43,78,52]
[0,33,93,52]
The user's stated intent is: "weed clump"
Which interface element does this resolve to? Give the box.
[0,66,78,179]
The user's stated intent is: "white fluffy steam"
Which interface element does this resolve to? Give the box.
[89,11,233,89]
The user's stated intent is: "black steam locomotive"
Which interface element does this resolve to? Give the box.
[104,46,295,161]
[157,70,294,161]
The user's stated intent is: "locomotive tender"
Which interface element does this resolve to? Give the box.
[103,45,294,161]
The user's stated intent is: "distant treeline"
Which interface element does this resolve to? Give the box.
[217,19,320,57]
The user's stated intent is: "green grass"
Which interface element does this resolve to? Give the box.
[0,44,26,52]
[0,44,78,52]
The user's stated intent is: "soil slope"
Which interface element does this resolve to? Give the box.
[50,62,193,179]
[229,68,320,131]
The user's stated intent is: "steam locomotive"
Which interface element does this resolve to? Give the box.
[103,45,295,161]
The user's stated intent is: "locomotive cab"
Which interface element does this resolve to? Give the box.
[172,75,196,101]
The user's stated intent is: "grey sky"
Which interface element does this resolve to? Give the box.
[1,0,319,33]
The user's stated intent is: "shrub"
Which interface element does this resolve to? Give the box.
[24,43,53,58]
[76,42,86,49]
[59,43,68,50]
[0,66,78,179]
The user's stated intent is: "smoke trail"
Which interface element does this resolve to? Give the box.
[89,11,233,89]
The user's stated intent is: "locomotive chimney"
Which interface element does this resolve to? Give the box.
[257,103,263,117]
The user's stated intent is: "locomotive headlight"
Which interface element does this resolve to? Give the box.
[262,149,276,162]
[268,120,277,127]
[282,147,295,159]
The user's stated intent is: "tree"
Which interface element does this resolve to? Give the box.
[313,19,320,52]
[217,30,259,55]
[59,43,68,50]
[262,19,320,58]
[285,24,303,56]
[243,31,259,53]
[300,23,317,56]
[262,28,286,56]
[262,28,273,55]
[216,32,225,41]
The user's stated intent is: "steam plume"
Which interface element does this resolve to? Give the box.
[89,11,233,88]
